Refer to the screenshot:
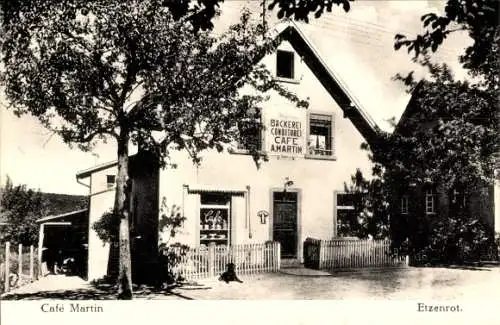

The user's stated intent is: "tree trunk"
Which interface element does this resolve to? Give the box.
[115,130,133,300]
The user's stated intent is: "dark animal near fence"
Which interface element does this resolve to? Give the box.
[219,263,243,283]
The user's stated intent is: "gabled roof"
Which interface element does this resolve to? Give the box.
[393,81,425,135]
[76,159,121,179]
[273,21,380,144]
[76,22,381,178]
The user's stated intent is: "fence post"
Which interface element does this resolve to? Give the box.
[318,240,324,269]
[30,245,34,281]
[276,242,281,271]
[18,244,23,280]
[5,242,10,292]
[38,224,44,277]
[208,243,215,278]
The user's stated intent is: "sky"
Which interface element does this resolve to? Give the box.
[0,0,472,195]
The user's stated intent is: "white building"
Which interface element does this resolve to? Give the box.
[75,22,381,281]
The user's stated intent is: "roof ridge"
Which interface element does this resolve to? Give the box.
[286,21,379,132]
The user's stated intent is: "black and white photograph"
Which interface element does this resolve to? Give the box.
[0,0,499,323]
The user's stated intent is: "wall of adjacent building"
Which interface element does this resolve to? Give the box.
[87,166,116,281]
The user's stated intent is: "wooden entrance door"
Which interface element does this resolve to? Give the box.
[272,191,298,258]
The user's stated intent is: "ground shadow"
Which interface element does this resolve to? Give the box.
[0,280,208,300]
[1,289,118,300]
[413,262,499,271]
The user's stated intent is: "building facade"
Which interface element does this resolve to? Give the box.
[76,23,381,281]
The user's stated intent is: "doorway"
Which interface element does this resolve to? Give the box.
[272,191,299,258]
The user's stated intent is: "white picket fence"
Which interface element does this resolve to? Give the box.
[304,238,408,270]
[171,242,281,280]
[0,242,39,293]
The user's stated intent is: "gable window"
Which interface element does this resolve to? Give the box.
[106,175,116,188]
[276,50,294,79]
[308,113,334,157]
[401,196,409,214]
[425,189,437,215]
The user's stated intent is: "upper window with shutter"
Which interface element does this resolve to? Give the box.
[307,113,335,159]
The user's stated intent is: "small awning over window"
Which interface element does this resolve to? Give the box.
[185,184,247,196]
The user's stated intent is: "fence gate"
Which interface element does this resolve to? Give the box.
[303,238,320,269]
[303,238,408,271]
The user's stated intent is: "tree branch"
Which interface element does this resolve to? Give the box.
[444,26,469,33]
[117,30,139,110]
[73,127,119,143]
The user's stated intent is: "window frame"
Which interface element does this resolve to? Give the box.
[425,188,437,215]
[334,191,361,237]
[305,111,336,160]
[199,193,232,247]
[449,187,467,210]
[106,175,116,188]
[400,196,409,214]
[276,49,295,80]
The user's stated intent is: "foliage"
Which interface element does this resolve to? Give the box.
[412,212,493,265]
[158,198,186,242]
[92,200,190,286]
[92,211,120,245]
[39,193,88,216]
[394,0,499,90]
[375,1,499,263]
[496,232,500,259]
[366,62,498,263]
[157,198,189,286]
[367,62,498,263]
[0,2,307,166]
[339,169,390,240]
[265,0,352,22]
[0,177,50,246]
[375,62,499,191]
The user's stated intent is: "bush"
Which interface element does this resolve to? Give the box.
[411,214,493,265]
[92,211,120,244]
[156,243,189,286]
[155,199,188,287]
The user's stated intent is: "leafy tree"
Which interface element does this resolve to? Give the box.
[339,169,390,240]
[1,1,307,298]
[387,0,499,262]
[265,0,352,21]
[394,0,499,90]
[375,60,498,192]
[372,61,498,264]
[0,177,50,246]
